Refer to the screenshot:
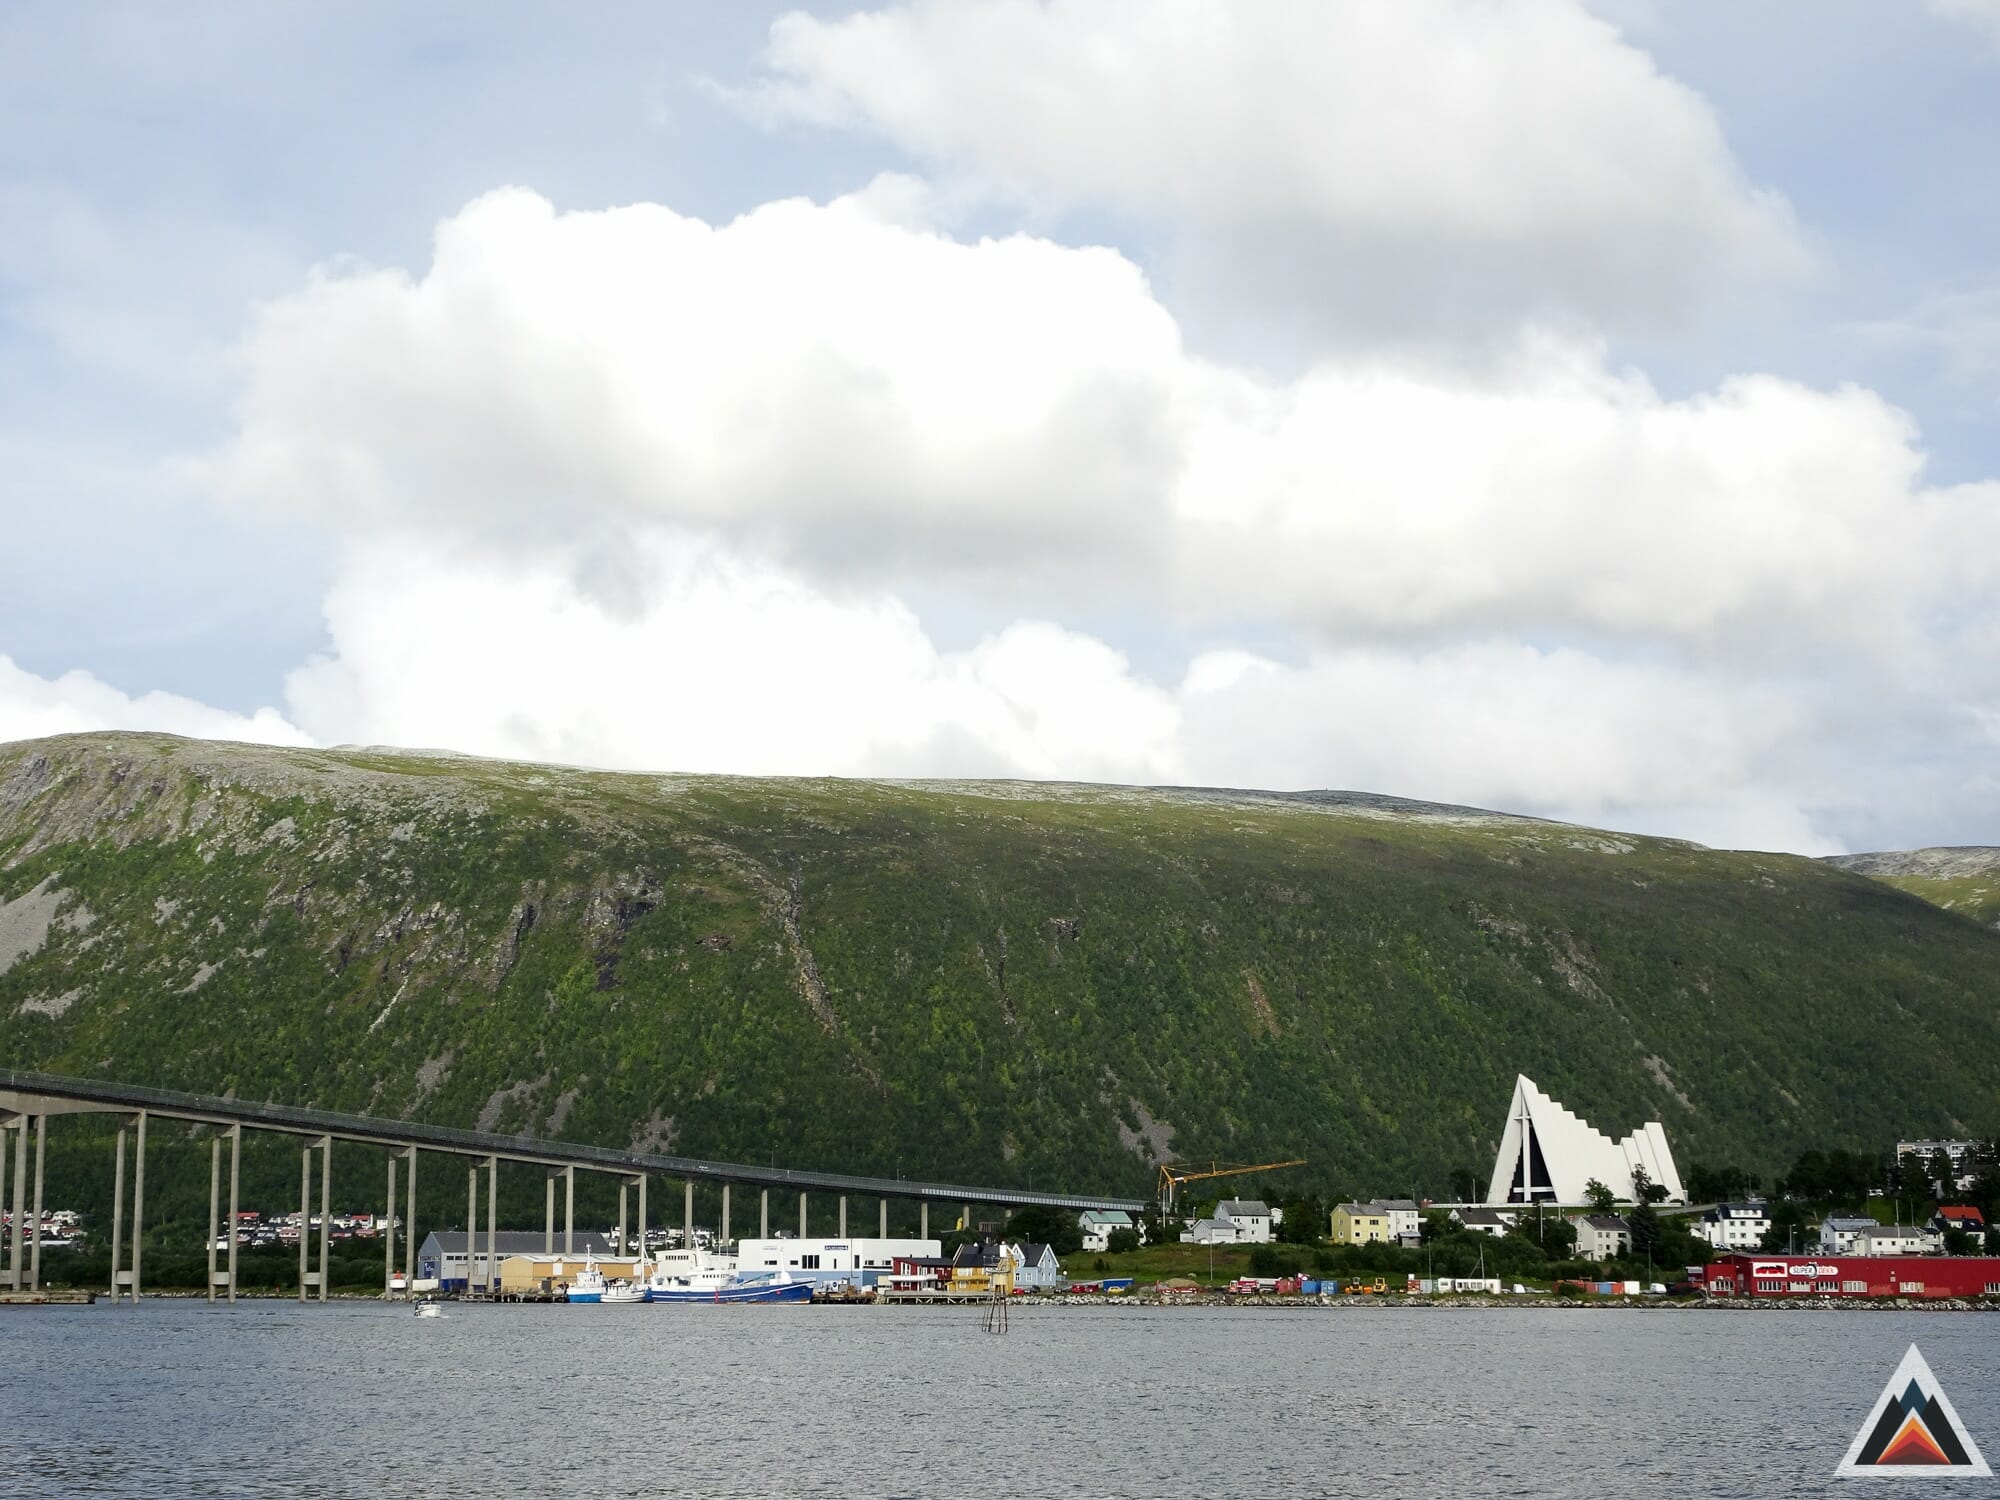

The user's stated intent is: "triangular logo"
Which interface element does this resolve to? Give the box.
[1836,1344,1990,1477]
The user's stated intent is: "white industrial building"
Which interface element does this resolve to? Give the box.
[1485,1075,1685,1207]
[734,1236,938,1286]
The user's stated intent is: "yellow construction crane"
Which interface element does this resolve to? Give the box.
[1157,1158,1307,1216]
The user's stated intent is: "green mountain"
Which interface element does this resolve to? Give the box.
[4,731,1998,1213]
[1827,848,2000,932]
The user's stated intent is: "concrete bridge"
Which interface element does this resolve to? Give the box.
[0,1067,1146,1302]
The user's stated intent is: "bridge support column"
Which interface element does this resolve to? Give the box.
[130,1111,146,1302]
[838,1196,847,1238]
[636,1176,647,1263]
[799,1192,808,1239]
[6,1116,25,1290]
[385,1154,398,1300]
[227,1125,240,1303]
[721,1184,730,1247]
[465,1162,478,1296]
[318,1138,332,1303]
[563,1165,574,1257]
[880,1199,887,1239]
[299,1142,313,1302]
[109,1122,124,1302]
[962,1203,971,1238]
[28,1113,45,1290]
[760,1188,769,1240]
[484,1156,497,1299]
[545,1172,555,1255]
[683,1180,693,1248]
[618,1182,628,1257]
[403,1147,416,1298]
[920,1201,928,1241]
[207,1135,221,1303]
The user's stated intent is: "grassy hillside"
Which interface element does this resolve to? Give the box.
[4,732,1999,1215]
[1827,849,2000,931]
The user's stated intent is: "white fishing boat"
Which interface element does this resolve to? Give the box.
[601,1279,646,1304]
[564,1256,606,1304]
[644,1246,738,1303]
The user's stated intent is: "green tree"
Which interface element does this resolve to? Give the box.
[1004,1204,1082,1256]
[1583,1179,1616,1212]
[1106,1226,1140,1254]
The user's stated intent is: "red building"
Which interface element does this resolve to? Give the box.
[1697,1254,2000,1299]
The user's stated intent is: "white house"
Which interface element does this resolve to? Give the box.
[1370,1198,1422,1245]
[1216,1200,1275,1244]
[1180,1216,1238,1245]
[1851,1223,1941,1258]
[1450,1207,1514,1238]
[1487,1075,1685,1206]
[1568,1214,1632,1262]
[1817,1216,1881,1256]
[1078,1210,1136,1252]
[1691,1201,1770,1251]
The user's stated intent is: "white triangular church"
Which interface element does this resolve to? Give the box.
[1485,1075,1684,1206]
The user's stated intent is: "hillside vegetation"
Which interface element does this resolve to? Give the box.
[3,733,1999,1212]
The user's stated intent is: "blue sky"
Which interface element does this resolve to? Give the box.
[5,1,2000,854]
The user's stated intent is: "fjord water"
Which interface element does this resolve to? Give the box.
[6,1303,1996,1497]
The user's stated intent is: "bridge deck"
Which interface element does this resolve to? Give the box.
[0,1068,1146,1213]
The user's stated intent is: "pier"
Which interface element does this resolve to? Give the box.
[0,1068,1145,1301]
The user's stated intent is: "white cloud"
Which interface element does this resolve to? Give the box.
[208,188,1983,661]
[1929,0,2000,47]
[742,0,1810,343]
[0,655,307,748]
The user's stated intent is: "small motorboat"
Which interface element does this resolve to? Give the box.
[413,1298,441,1319]
[601,1279,646,1304]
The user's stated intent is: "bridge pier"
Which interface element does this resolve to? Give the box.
[227,1125,239,1303]
[838,1195,847,1238]
[760,1188,769,1240]
[484,1156,497,1298]
[27,1112,45,1290]
[636,1176,647,1262]
[684,1179,693,1248]
[207,1135,221,1303]
[545,1171,555,1255]
[920,1201,928,1240]
[721,1183,731,1248]
[403,1147,416,1297]
[5,1114,21,1289]
[465,1162,478,1295]
[299,1142,313,1301]
[880,1198,887,1238]
[564,1165,575,1257]
[385,1153,398,1299]
[618,1181,628,1257]
[130,1111,146,1301]
[108,1122,124,1302]
[799,1191,808,1239]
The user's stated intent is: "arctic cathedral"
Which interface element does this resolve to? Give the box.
[1484,1074,1685,1206]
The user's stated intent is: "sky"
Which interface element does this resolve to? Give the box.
[6,0,2000,856]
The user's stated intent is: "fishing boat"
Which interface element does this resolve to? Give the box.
[649,1268,812,1304]
[601,1278,646,1304]
[644,1246,738,1303]
[564,1256,607,1304]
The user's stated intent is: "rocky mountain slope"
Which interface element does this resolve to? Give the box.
[4,732,1998,1205]
[1827,848,2000,931]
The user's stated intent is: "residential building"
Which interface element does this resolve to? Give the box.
[1690,1201,1770,1251]
[1934,1206,1987,1238]
[1215,1200,1274,1243]
[1179,1217,1239,1245]
[1450,1207,1515,1238]
[1852,1224,1941,1258]
[1006,1242,1064,1291]
[948,1241,1015,1295]
[1817,1216,1880,1256]
[1486,1074,1685,1206]
[1371,1198,1422,1245]
[1896,1139,1983,1192]
[1568,1214,1632,1262]
[1078,1210,1136,1252]
[1330,1203,1392,1245]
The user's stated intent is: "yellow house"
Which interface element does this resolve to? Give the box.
[1330,1202,1391,1245]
